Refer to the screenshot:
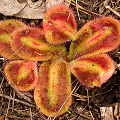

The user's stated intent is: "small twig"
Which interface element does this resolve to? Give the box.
[87,90,95,120]
[5,88,12,119]
[7,115,26,120]
[1,90,4,106]
[10,84,33,104]
[66,0,101,16]
[74,84,81,93]
[77,0,89,6]
[29,108,33,120]
[76,0,81,21]
[94,89,112,97]
[0,58,5,60]
[117,64,120,68]
[47,116,52,120]
[12,90,16,112]
[0,77,4,93]
[0,93,35,108]
[117,52,120,54]
[72,93,88,101]
[72,109,92,120]
[87,90,90,106]
[105,5,120,17]
[89,110,95,120]
[81,89,91,113]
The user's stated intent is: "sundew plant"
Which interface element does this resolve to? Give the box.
[0,5,120,117]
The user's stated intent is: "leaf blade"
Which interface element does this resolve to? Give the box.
[43,5,77,44]
[0,19,26,59]
[4,60,38,91]
[34,59,72,117]
[70,54,115,89]
[69,17,120,60]
[10,27,67,61]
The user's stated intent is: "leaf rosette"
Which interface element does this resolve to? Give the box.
[0,5,120,117]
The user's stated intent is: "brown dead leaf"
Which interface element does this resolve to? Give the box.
[16,0,70,19]
[0,0,27,16]
[0,0,71,19]
[46,0,70,10]
[15,0,46,19]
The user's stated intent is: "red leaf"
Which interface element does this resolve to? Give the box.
[4,60,38,91]
[10,27,67,61]
[43,5,77,44]
[69,17,120,60]
[0,19,26,59]
[70,54,115,89]
[34,59,72,117]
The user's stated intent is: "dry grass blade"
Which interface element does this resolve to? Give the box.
[8,37,29,59]
[10,84,33,103]
[0,93,35,107]
[72,109,93,120]
[72,93,89,101]
[0,77,4,93]
[66,0,101,16]
[12,90,15,112]
[5,88,12,119]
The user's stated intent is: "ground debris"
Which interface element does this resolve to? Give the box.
[0,0,26,16]
[100,106,114,120]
